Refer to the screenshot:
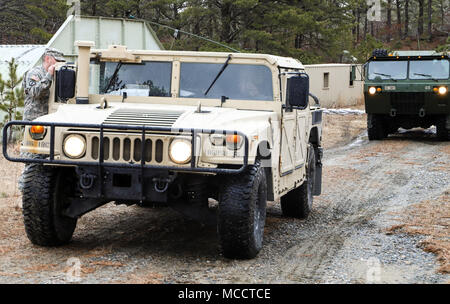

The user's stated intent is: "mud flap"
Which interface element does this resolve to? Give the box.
[313,147,323,196]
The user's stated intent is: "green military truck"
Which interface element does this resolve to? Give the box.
[364,49,449,140]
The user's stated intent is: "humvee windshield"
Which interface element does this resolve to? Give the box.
[179,63,273,101]
[368,59,450,80]
[89,60,274,101]
[89,61,172,97]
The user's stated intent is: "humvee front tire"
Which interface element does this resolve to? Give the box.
[280,144,315,219]
[367,114,386,140]
[22,165,77,246]
[218,159,267,259]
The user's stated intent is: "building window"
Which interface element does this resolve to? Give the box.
[323,72,329,89]
[349,71,354,87]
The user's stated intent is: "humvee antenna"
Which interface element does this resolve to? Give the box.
[145,20,240,53]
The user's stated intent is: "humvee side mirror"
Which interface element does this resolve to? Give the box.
[56,67,76,101]
[286,74,309,109]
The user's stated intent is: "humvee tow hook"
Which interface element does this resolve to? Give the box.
[419,108,426,118]
[80,173,96,189]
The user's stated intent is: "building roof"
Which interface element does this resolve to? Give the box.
[304,63,356,68]
[0,15,164,81]
[0,45,46,81]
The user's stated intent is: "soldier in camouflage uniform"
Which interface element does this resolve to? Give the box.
[18,48,66,192]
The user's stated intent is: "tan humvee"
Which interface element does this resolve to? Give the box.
[3,41,323,259]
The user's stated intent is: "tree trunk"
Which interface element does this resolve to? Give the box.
[357,9,361,43]
[404,0,409,38]
[387,0,392,42]
[396,0,402,38]
[427,0,432,41]
[418,0,424,36]
[364,7,368,39]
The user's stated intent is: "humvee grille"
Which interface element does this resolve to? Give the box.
[91,136,166,164]
[390,93,425,115]
[104,108,184,127]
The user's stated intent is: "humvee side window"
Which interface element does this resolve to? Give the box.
[367,61,408,80]
[89,61,172,97]
[409,59,449,80]
[179,63,273,101]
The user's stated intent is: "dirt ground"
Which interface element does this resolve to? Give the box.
[0,112,449,284]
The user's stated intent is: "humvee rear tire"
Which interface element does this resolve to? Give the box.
[22,165,77,246]
[367,114,386,140]
[280,144,315,219]
[218,159,267,259]
[436,117,449,141]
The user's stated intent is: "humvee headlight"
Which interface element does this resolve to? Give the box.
[63,135,86,159]
[438,86,447,95]
[368,87,377,95]
[169,139,192,164]
[29,125,47,140]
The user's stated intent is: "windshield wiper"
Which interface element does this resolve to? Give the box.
[204,54,232,96]
[104,61,123,93]
[413,73,437,81]
[373,72,397,82]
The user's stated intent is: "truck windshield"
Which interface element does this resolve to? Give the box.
[367,61,408,80]
[409,59,449,80]
[179,63,273,101]
[89,61,172,97]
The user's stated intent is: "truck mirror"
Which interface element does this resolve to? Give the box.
[286,74,309,108]
[56,67,76,101]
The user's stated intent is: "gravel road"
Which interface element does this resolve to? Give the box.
[0,124,448,284]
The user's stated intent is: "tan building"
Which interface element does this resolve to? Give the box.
[305,64,364,108]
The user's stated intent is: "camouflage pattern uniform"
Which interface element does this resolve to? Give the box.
[18,48,65,192]
[22,65,53,121]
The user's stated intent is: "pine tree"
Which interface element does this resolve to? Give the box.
[0,58,25,142]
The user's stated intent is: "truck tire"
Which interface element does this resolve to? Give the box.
[372,49,388,57]
[436,117,449,141]
[22,165,77,246]
[218,159,267,259]
[367,114,386,140]
[280,144,315,219]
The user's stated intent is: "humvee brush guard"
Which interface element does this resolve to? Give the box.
[364,50,450,140]
[3,42,323,259]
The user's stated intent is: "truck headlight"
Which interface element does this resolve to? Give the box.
[438,86,447,95]
[368,87,377,95]
[169,139,192,164]
[63,134,86,159]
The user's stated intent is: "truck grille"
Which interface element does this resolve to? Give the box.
[390,93,425,115]
[91,136,166,163]
[104,108,184,127]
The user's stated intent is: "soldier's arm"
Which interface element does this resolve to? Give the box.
[25,71,53,99]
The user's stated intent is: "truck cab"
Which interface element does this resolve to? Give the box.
[364,50,449,140]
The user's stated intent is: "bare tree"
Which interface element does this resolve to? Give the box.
[427,0,432,41]
[418,0,424,36]
[404,0,409,37]
[396,0,402,38]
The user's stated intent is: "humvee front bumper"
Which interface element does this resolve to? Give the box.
[3,121,249,173]
[3,121,250,206]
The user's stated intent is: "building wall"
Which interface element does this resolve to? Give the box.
[305,64,364,108]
